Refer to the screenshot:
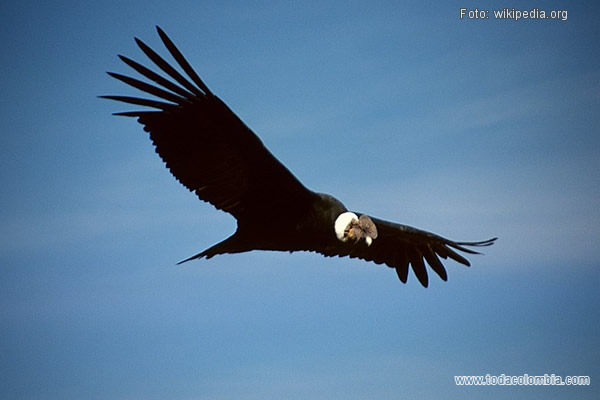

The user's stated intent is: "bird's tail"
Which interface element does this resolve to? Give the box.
[177,233,246,264]
[177,250,209,264]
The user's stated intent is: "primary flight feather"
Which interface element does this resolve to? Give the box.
[103,26,496,287]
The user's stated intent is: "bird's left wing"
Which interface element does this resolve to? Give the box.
[101,26,313,222]
[321,216,496,287]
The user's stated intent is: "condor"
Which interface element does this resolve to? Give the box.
[102,27,496,287]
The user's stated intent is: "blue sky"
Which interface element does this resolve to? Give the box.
[1,1,599,399]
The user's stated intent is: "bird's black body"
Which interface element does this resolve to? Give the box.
[191,192,347,262]
[103,26,496,287]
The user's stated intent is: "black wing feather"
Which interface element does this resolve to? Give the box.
[133,36,204,97]
[155,26,213,96]
[422,244,448,282]
[117,54,197,99]
[105,72,186,104]
[102,26,312,221]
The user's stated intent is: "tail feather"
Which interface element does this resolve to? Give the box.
[177,233,245,264]
[177,250,209,264]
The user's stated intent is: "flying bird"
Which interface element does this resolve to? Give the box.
[102,26,496,287]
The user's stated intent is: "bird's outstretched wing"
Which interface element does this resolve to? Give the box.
[101,26,312,221]
[321,217,496,287]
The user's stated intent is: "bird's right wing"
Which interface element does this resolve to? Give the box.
[101,26,313,221]
[321,216,496,287]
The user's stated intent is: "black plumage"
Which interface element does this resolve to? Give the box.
[102,26,496,287]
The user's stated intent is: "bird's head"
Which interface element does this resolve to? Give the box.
[334,212,378,246]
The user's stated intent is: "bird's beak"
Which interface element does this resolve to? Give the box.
[347,228,356,240]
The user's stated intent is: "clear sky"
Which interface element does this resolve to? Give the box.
[1,1,599,399]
